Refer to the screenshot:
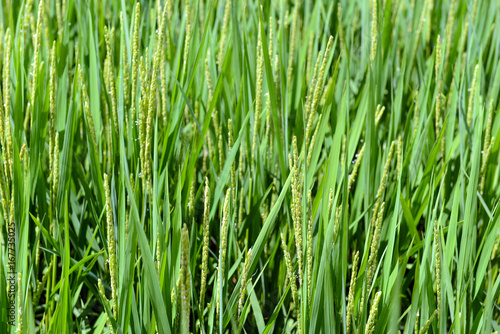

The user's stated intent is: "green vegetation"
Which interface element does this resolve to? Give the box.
[1,0,500,333]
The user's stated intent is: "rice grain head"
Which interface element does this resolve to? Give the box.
[434,219,441,321]
[217,188,231,317]
[280,233,301,334]
[419,309,438,334]
[346,251,360,334]
[238,248,253,316]
[370,0,377,64]
[467,64,479,128]
[365,291,382,334]
[180,224,191,334]
[200,177,211,310]
[104,173,118,317]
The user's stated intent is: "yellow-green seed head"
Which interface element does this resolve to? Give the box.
[131,3,141,116]
[346,251,360,334]
[217,188,231,317]
[238,248,253,316]
[375,105,385,127]
[78,65,98,152]
[200,177,211,309]
[218,0,231,69]
[370,0,378,64]
[365,291,382,334]
[444,0,457,71]
[434,220,441,320]
[16,273,22,334]
[180,224,191,334]
[251,24,264,176]
[348,144,365,192]
[97,279,111,325]
[367,202,385,292]
[467,64,479,127]
[306,190,314,307]
[104,173,117,317]
[104,26,118,137]
[280,233,301,332]
[306,36,333,147]
[182,0,191,74]
[480,100,494,194]
[337,4,346,53]
[418,309,438,334]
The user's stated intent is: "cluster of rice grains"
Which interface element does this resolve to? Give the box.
[0,0,499,333]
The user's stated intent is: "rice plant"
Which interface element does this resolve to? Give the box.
[0,0,500,333]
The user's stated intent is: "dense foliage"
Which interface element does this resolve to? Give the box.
[0,0,500,333]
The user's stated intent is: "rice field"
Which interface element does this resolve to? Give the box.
[0,0,500,333]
